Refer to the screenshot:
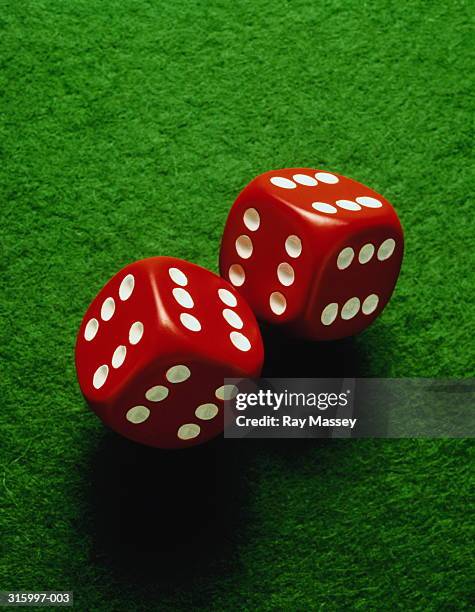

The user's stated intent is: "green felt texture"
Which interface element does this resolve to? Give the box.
[1,0,473,609]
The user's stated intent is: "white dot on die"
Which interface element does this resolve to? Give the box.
[222,308,244,329]
[173,287,194,309]
[341,297,360,320]
[270,292,287,316]
[129,321,144,345]
[358,243,375,264]
[315,172,339,184]
[177,423,200,440]
[169,267,188,286]
[230,331,251,351]
[111,345,126,369]
[277,262,295,286]
[270,176,296,189]
[312,202,337,214]
[285,235,302,258]
[101,297,115,321]
[180,313,201,332]
[166,365,191,384]
[243,208,260,231]
[93,364,109,389]
[336,199,361,211]
[378,238,396,261]
[215,385,239,400]
[195,403,219,421]
[293,173,318,186]
[218,288,237,307]
[119,274,135,301]
[235,235,253,259]
[362,294,379,315]
[229,264,245,286]
[337,247,354,270]
[356,196,382,208]
[145,385,169,402]
[84,318,99,341]
[321,303,338,326]
[126,405,150,424]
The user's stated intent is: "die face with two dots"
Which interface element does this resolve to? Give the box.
[219,168,404,341]
[75,256,264,449]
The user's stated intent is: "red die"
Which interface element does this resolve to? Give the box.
[75,257,263,449]
[219,168,404,340]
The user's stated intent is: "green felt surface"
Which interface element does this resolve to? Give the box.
[1,0,474,610]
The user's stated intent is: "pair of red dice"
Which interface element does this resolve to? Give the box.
[76,168,403,448]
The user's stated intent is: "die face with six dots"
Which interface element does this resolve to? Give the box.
[75,256,264,448]
[219,168,404,341]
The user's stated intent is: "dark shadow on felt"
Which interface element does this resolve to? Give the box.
[259,323,394,445]
[261,323,363,378]
[261,320,399,379]
[86,323,392,586]
[88,432,251,586]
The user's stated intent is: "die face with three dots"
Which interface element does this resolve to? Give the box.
[75,256,264,449]
[219,168,404,341]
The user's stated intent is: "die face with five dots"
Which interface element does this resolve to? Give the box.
[75,257,264,449]
[219,168,404,341]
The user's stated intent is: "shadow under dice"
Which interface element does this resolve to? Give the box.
[75,256,264,448]
[220,168,404,341]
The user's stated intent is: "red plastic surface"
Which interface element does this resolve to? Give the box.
[75,257,264,448]
[219,168,404,340]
